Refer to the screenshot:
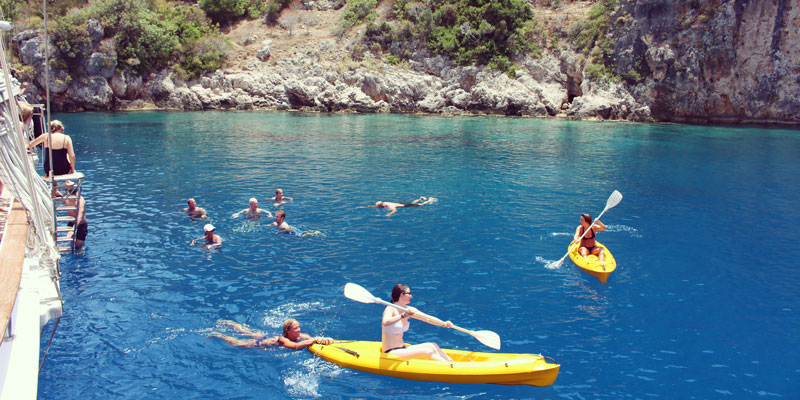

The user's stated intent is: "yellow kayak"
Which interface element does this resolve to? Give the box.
[568,240,617,284]
[308,341,559,386]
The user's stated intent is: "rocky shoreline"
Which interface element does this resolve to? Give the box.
[11,0,800,125]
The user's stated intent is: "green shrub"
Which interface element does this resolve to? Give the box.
[339,0,378,31]
[199,0,266,25]
[51,12,91,62]
[177,36,230,79]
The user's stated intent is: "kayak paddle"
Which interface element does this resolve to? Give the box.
[344,283,501,350]
[547,190,623,269]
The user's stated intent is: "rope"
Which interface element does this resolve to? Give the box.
[38,316,60,374]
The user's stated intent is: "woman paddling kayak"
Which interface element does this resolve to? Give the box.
[382,284,454,361]
[574,213,607,265]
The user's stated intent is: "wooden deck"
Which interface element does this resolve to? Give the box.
[0,200,29,339]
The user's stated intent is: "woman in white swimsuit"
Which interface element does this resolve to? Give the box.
[381,284,453,361]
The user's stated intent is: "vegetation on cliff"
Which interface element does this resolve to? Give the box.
[357,0,538,76]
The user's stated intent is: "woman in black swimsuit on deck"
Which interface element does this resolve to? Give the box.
[27,120,76,177]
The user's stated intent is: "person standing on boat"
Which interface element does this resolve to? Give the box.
[26,120,75,177]
[269,188,293,206]
[381,284,454,362]
[372,196,438,217]
[191,224,222,249]
[64,182,87,248]
[231,198,273,219]
[209,318,333,350]
[574,213,606,264]
[183,198,207,219]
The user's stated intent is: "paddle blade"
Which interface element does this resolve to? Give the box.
[472,330,501,350]
[344,283,379,304]
[605,190,623,211]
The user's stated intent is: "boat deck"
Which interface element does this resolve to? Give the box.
[0,198,27,339]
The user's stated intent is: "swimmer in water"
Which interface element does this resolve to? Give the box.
[268,210,325,237]
[231,198,273,220]
[191,224,223,249]
[371,196,438,217]
[268,188,293,206]
[209,318,333,350]
[183,198,207,219]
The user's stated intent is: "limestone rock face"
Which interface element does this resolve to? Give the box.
[613,0,800,124]
[10,1,799,124]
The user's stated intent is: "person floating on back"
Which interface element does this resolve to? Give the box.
[574,213,606,265]
[183,198,207,219]
[232,198,273,220]
[372,196,438,217]
[191,223,222,249]
[209,318,333,350]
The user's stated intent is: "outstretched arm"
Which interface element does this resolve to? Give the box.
[232,209,245,218]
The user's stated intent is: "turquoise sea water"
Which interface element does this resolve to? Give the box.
[37,112,800,399]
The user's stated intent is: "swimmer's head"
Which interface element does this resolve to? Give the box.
[375,201,384,208]
[275,210,286,221]
[188,198,196,207]
[204,224,215,232]
[249,198,258,206]
[282,318,299,337]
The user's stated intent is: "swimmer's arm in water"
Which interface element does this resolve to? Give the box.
[190,236,206,246]
[231,209,246,218]
[260,209,273,218]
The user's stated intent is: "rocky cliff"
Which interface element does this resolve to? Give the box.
[11,0,799,124]
[613,0,800,124]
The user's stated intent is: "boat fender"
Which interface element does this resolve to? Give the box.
[505,363,508,367]
[450,364,454,368]
[406,361,410,365]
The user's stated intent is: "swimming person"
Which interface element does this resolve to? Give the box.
[183,198,207,219]
[574,213,606,264]
[209,318,333,350]
[372,196,438,217]
[269,188,293,206]
[231,198,273,219]
[191,224,222,249]
[381,284,454,361]
[27,120,76,177]
[269,210,324,237]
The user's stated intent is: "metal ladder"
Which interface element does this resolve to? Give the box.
[51,172,85,252]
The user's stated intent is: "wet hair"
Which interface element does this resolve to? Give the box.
[581,214,593,224]
[49,120,64,132]
[249,197,258,204]
[276,210,286,219]
[282,318,299,337]
[391,284,409,303]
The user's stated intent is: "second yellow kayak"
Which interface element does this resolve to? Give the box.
[568,240,617,284]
